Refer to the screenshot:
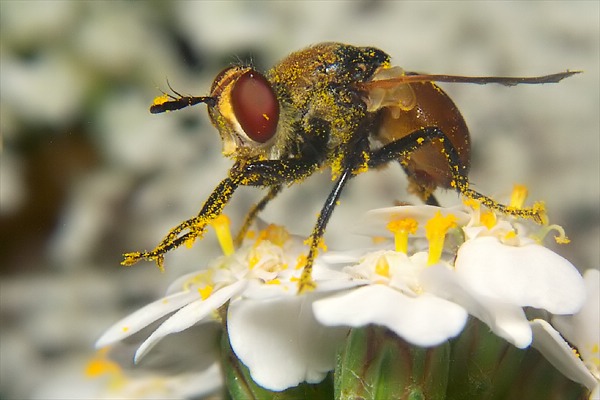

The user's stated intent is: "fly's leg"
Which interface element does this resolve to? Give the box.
[122,159,320,270]
[234,185,282,247]
[298,167,353,293]
[370,127,546,223]
[122,177,239,270]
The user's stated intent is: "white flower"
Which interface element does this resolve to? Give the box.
[314,249,468,347]
[315,195,585,350]
[532,269,599,398]
[97,220,350,391]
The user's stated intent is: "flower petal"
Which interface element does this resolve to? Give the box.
[553,269,600,362]
[227,294,347,391]
[313,285,467,347]
[531,319,598,391]
[420,265,533,348]
[456,237,585,314]
[96,290,199,348]
[134,280,246,362]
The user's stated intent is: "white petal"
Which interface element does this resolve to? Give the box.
[134,280,246,362]
[96,290,199,348]
[420,265,533,348]
[313,285,467,347]
[553,269,600,359]
[456,237,585,314]
[531,319,598,391]
[227,294,347,391]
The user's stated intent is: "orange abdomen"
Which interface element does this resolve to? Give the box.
[376,82,471,189]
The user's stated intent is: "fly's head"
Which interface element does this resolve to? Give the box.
[207,66,281,160]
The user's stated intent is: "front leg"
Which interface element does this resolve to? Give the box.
[122,158,320,270]
[298,166,354,293]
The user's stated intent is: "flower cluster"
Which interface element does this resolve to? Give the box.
[96,188,596,398]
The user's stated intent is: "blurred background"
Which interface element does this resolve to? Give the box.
[1,1,598,398]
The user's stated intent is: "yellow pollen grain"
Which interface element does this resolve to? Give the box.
[184,236,196,249]
[266,279,281,285]
[303,237,327,252]
[263,113,270,121]
[121,326,129,333]
[198,285,213,300]
[152,94,169,106]
[510,184,529,209]
[375,257,390,278]
[417,137,425,145]
[386,218,418,254]
[295,254,307,270]
[210,214,235,256]
[425,212,457,265]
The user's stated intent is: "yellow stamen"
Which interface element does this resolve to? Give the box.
[504,231,517,240]
[386,218,418,254]
[198,285,213,300]
[210,215,234,256]
[480,211,497,229]
[85,348,122,378]
[532,223,570,244]
[248,249,260,270]
[425,212,457,265]
[510,184,529,208]
[375,256,390,278]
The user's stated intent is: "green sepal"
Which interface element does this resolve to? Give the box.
[335,325,450,400]
[447,318,589,400]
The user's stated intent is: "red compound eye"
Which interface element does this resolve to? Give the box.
[231,70,279,143]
